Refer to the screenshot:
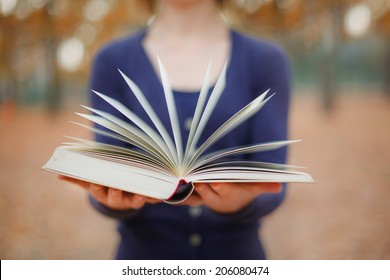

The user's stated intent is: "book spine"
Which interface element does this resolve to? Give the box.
[164,179,195,204]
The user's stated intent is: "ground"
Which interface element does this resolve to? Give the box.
[0,94,389,259]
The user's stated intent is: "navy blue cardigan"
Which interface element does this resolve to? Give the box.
[88,29,291,259]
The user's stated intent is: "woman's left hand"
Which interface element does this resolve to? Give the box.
[183,182,282,214]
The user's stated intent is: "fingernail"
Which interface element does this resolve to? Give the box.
[92,184,101,191]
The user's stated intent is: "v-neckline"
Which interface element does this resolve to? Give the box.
[136,28,235,94]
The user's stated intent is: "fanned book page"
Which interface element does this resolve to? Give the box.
[43,58,314,204]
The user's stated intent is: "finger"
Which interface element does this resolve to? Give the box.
[248,182,283,195]
[181,193,203,206]
[209,182,282,197]
[265,183,283,193]
[107,188,124,208]
[257,182,282,192]
[90,184,108,203]
[195,183,219,202]
[124,194,146,209]
[143,197,161,204]
[209,182,237,196]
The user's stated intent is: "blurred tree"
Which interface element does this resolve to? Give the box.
[0,0,389,112]
[230,0,390,110]
[376,4,390,98]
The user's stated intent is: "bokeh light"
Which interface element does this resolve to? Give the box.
[57,37,85,72]
[344,4,372,37]
[83,0,111,22]
[1,0,17,15]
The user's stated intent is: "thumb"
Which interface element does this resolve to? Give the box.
[251,183,282,194]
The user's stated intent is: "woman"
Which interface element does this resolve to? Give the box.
[62,0,291,259]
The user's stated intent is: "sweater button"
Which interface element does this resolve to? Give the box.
[189,206,202,218]
[189,234,202,247]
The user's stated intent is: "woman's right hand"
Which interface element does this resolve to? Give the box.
[58,175,160,210]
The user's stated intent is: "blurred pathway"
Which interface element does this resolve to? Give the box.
[1,94,389,259]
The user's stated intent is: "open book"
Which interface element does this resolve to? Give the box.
[43,58,313,204]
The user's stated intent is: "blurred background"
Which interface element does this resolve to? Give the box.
[0,0,389,259]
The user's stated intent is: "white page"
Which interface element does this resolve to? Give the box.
[186,90,271,169]
[157,57,183,169]
[92,91,176,164]
[78,149,177,177]
[189,165,308,176]
[65,137,175,173]
[81,106,162,152]
[188,140,300,173]
[184,58,212,163]
[71,121,138,147]
[118,69,179,166]
[185,60,229,167]
[192,160,305,172]
[186,169,313,183]
[43,147,179,199]
[80,104,175,167]
[76,114,158,154]
[74,114,171,167]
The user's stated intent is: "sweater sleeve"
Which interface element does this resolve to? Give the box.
[249,42,291,218]
[216,40,291,223]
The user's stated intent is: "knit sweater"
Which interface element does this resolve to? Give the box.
[88,28,291,259]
